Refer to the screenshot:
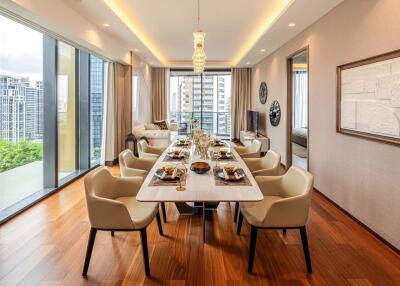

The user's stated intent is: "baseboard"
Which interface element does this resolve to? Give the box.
[105,158,118,166]
[314,188,400,255]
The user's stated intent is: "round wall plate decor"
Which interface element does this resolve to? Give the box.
[269,100,281,126]
[259,81,267,104]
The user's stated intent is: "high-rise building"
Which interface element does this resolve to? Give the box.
[89,55,104,161]
[0,75,43,142]
[169,73,231,136]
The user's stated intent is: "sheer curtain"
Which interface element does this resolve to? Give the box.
[132,64,152,126]
[293,71,308,128]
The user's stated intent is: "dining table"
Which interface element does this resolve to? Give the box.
[136,138,264,242]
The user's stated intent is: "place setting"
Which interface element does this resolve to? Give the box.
[213,164,251,186]
[163,147,189,162]
[148,163,187,188]
[174,137,191,147]
[209,148,237,162]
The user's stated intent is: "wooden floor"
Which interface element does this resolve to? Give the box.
[1,166,400,286]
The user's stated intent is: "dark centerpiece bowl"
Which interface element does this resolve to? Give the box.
[190,161,210,174]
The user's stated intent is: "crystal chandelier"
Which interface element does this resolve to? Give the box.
[192,0,206,73]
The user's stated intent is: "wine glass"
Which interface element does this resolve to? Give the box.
[175,163,187,192]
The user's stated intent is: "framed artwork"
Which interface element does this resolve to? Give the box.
[337,50,400,146]
[259,81,267,104]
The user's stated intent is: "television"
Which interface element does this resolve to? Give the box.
[247,110,259,134]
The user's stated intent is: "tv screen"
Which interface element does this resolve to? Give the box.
[247,110,259,134]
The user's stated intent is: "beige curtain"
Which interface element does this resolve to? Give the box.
[151,68,167,121]
[104,62,115,164]
[231,68,252,139]
[113,62,132,158]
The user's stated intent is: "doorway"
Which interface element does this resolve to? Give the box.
[287,47,309,170]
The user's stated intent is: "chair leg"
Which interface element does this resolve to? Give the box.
[233,202,239,223]
[161,202,167,223]
[283,228,286,235]
[237,211,243,235]
[82,228,97,276]
[140,228,151,276]
[248,225,258,273]
[300,226,312,273]
[111,231,114,236]
[156,211,164,236]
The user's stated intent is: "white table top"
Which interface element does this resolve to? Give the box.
[136,141,263,203]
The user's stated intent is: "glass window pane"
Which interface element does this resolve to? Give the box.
[0,15,44,212]
[89,55,104,166]
[57,42,76,180]
[168,71,231,137]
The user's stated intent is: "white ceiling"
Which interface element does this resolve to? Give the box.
[64,0,343,67]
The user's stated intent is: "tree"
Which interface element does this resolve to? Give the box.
[0,138,42,173]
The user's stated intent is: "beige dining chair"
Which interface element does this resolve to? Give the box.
[237,166,314,274]
[234,139,262,158]
[119,149,167,223]
[137,139,164,159]
[82,167,163,277]
[233,150,281,222]
[119,149,156,177]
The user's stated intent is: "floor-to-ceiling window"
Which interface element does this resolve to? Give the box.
[0,14,44,216]
[0,13,107,222]
[169,70,231,137]
[57,42,77,180]
[89,55,104,166]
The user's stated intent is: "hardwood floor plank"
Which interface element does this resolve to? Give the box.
[0,165,399,285]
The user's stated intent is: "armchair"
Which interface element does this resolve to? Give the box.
[234,139,262,158]
[82,167,163,277]
[119,149,167,222]
[237,166,314,273]
[233,150,281,222]
[137,139,165,159]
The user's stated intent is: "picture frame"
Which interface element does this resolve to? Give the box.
[336,49,400,146]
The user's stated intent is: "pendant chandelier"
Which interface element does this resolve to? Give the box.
[192,0,206,73]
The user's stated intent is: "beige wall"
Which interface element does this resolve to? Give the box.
[252,0,400,249]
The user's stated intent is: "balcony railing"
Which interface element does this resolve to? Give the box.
[169,111,231,137]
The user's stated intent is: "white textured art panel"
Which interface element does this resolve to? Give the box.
[341,100,356,129]
[340,55,400,140]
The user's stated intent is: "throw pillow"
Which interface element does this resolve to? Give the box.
[144,123,160,130]
[153,120,168,130]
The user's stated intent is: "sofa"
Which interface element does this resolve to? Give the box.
[132,121,178,148]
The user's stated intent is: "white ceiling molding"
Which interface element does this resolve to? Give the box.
[62,0,343,68]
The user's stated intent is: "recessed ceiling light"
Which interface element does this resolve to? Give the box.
[150,62,154,65]
[103,23,110,27]
[288,23,296,27]
[246,62,251,65]
[134,48,139,52]
[260,49,266,52]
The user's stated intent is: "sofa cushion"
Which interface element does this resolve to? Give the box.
[144,123,160,130]
[153,120,168,130]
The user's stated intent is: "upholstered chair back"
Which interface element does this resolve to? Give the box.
[84,167,143,230]
[265,166,313,227]
[262,150,281,172]
[248,139,262,154]
[137,139,149,155]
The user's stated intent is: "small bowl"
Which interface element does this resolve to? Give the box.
[163,165,175,175]
[224,165,236,175]
[190,162,210,174]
